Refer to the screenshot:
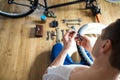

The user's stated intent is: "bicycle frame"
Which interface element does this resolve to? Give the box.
[40,0,101,21]
[8,0,35,8]
[0,0,100,19]
[7,0,98,13]
[41,0,96,11]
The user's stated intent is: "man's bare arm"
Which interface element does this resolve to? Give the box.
[49,48,68,67]
[49,31,77,67]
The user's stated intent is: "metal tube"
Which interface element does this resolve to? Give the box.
[47,0,84,9]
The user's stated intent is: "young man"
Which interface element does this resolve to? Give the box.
[43,19,120,80]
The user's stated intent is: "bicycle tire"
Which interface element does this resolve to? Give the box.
[0,0,38,18]
[77,23,106,66]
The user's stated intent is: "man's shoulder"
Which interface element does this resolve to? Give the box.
[70,65,89,80]
[71,65,89,72]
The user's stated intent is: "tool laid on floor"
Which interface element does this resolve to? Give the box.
[51,31,56,40]
[50,20,58,28]
[55,27,61,43]
[61,29,64,40]
[46,31,51,40]
[40,14,47,21]
[66,23,80,26]
[44,10,56,18]
[70,26,76,31]
[62,18,82,23]
[35,25,43,37]
[66,29,69,32]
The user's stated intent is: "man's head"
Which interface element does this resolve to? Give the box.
[93,19,120,70]
[102,19,120,70]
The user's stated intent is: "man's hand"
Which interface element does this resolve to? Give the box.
[48,31,77,67]
[75,35,92,53]
[62,30,77,50]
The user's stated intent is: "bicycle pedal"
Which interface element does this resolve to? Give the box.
[44,11,56,18]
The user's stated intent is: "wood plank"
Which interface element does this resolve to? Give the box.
[0,0,120,80]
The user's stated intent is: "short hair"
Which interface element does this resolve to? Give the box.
[102,19,120,70]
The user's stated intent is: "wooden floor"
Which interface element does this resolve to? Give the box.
[0,0,120,80]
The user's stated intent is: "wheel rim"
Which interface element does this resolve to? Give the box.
[0,0,38,18]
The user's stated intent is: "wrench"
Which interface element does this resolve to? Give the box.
[62,18,82,23]
[46,31,51,40]
[55,28,60,43]
[61,29,64,41]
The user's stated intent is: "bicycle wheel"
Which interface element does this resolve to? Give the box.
[0,0,38,18]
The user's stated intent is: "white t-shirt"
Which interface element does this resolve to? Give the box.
[42,65,81,80]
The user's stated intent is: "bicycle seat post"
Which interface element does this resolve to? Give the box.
[44,0,48,11]
[8,0,14,4]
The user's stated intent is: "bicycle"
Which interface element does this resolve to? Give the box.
[0,0,102,66]
[0,0,100,18]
